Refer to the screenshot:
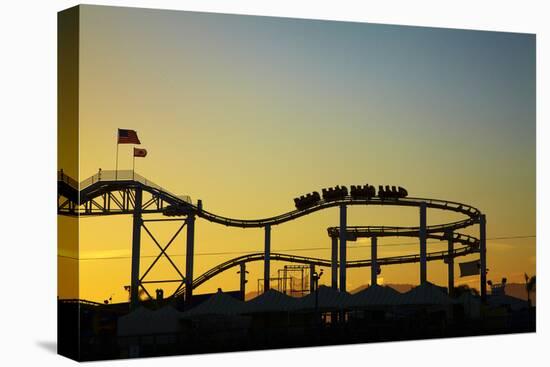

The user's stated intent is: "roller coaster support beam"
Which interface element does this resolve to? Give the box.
[447,231,454,296]
[371,236,378,286]
[480,214,487,302]
[419,202,427,284]
[331,236,338,289]
[185,214,196,303]
[239,263,247,300]
[309,264,316,293]
[130,188,143,310]
[339,204,347,292]
[264,224,271,292]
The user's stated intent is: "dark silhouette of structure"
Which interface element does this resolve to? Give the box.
[57,170,539,362]
[58,169,489,309]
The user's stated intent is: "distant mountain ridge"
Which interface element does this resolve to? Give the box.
[245,283,535,305]
[383,283,535,303]
[349,284,414,294]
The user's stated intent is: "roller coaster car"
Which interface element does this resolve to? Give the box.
[163,204,190,216]
[322,185,348,201]
[294,191,321,210]
[378,185,408,199]
[369,186,376,197]
[378,185,386,199]
[350,184,375,199]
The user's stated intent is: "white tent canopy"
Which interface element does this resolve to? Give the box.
[117,305,182,336]
[400,282,456,305]
[244,289,300,313]
[181,289,246,318]
[488,294,529,311]
[295,286,352,310]
[457,292,481,318]
[350,284,403,307]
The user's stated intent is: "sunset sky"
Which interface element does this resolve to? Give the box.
[58,5,535,303]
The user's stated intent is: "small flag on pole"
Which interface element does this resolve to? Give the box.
[118,129,141,144]
[134,148,147,157]
[459,260,481,277]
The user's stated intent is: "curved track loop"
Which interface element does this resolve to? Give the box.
[196,196,480,228]
[327,219,478,238]
[174,232,479,297]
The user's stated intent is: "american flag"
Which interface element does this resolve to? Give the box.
[118,129,141,144]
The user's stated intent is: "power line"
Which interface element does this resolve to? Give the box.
[485,235,536,240]
[58,234,535,261]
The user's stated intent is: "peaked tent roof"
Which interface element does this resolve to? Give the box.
[400,282,456,305]
[181,289,246,318]
[488,294,529,311]
[118,305,183,336]
[350,284,403,307]
[457,291,481,304]
[244,289,300,313]
[295,285,352,310]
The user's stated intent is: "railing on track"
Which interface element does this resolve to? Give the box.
[58,170,78,189]
[71,170,192,204]
[80,170,170,191]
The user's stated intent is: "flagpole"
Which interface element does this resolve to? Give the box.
[115,130,119,180]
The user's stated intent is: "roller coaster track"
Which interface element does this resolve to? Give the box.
[58,170,481,229]
[195,196,480,228]
[58,170,484,300]
[327,220,478,239]
[174,231,479,297]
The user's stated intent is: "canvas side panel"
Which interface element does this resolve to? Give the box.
[57,5,80,361]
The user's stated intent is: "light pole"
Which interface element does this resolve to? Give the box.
[313,269,324,312]
[237,264,249,301]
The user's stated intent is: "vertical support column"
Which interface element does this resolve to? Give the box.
[447,231,454,296]
[309,264,316,293]
[239,263,247,301]
[331,236,338,289]
[283,267,287,294]
[371,236,378,286]
[264,224,271,292]
[130,188,143,310]
[185,214,195,303]
[339,204,347,292]
[419,202,427,284]
[479,214,487,302]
